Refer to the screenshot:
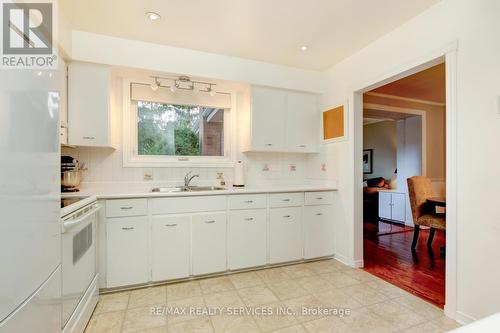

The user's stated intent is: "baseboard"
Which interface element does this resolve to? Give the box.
[333,253,364,268]
[453,310,476,326]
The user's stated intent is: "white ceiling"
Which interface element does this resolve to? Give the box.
[61,0,440,71]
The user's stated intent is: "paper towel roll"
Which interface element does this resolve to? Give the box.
[233,160,245,187]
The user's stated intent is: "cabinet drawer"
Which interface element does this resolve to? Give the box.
[269,192,304,208]
[304,191,334,206]
[151,196,226,215]
[106,199,148,217]
[228,194,267,210]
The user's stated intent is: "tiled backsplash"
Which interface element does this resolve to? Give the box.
[61,146,315,187]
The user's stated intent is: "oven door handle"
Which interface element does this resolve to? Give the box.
[63,204,102,231]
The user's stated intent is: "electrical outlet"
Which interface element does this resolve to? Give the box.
[321,163,327,172]
[289,164,296,172]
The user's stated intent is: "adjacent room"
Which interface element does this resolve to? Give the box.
[362,63,447,307]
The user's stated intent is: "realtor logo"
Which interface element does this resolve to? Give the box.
[1,1,57,69]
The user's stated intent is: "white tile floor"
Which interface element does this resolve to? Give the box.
[85,259,460,333]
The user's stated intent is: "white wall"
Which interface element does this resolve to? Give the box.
[362,121,397,181]
[396,116,423,224]
[69,31,326,94]
[315,0,500,322]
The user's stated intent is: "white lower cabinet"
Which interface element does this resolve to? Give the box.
[103,191,336,288]
[304,205,334,259]
[228,209,267,270]
[269,207,303,264]
[106,217,149,288]
[378,191,406,223]
[191,212,227,275]
[151,215,191,281]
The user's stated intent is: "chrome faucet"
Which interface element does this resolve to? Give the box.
[184,171,199,187]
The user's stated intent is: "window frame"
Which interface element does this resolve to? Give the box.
[123,79,236,168]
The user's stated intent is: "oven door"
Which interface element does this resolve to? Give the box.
[61,203,101,327]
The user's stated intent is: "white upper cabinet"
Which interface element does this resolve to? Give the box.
[250,86,287,151]
[285,92,318,153]
[68,62,114,147]
[242,86,319,153]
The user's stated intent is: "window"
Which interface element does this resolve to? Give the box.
[123,80,233,167]
[137,101,225,157]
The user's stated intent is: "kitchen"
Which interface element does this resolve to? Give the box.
[56,60,337,332]
[5,1,499,332]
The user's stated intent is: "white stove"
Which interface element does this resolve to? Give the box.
[60,195,101,333]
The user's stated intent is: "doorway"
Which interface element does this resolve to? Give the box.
[354,57,454,307]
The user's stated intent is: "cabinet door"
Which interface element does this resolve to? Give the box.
[391,193,406,222]
[269,207,303,264]
[106,217,148,287]
[68,62,111,147]
[151,215,191,281]
[285,92,318,152]
[378,192,392,220]
[192,213,227,275]
[251,86,286,151]
[304,205,334,259]
[228,210,267,270]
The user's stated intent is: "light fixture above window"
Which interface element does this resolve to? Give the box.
[146,75,227,97]
[146,12,161,21]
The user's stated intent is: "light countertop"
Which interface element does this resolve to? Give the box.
[61,183,337,200]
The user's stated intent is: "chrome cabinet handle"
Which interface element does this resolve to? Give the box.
[283,215,291,218]
[165,224,177,227]
[298,145,306,148]
[244,200,254,203]
[122,227,134,230]
[120,206,133,210]
[83,136,95,139]
[205,220,216,224]
[244,217,254,221]
[282,199,291,202]
[265,143,273,146]
[316,197,324,200]
[316,213,323,216]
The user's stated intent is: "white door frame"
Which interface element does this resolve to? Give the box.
[351,42,458,319]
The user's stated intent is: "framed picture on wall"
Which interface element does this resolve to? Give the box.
[322,101,348,143]
[363,149,373,174]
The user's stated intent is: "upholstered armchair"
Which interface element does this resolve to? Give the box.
[407,176,446,249]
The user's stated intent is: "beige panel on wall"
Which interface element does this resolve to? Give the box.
[323,106,344,140]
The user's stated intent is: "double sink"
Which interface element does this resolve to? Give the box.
[151,185,226,193]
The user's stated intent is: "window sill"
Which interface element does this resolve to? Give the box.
[123,158,235,168]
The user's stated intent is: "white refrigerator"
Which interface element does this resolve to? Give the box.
[0,68,62,332]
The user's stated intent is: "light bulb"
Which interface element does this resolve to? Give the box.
[150,79,159,91]
[170,84,177,93]
[209,89,216,97]
[146,12,161,21]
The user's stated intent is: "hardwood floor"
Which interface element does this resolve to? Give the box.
[363,220,446,308]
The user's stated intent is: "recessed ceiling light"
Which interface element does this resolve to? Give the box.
[300,46,308,51]
[146,12,161,21]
